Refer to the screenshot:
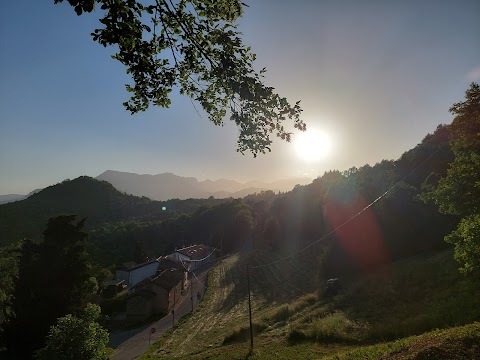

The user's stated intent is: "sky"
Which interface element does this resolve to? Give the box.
[0,0,479,194]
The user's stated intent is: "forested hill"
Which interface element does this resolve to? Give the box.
[0,123,460,268]
[244,124,458,276]
[0,176,226,247]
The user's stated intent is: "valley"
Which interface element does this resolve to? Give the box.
[1,85,479,359]
[141,250,480,359]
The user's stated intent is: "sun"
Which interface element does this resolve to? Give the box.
[293,129,332,162]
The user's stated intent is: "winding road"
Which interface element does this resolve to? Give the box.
[109,267,210,360]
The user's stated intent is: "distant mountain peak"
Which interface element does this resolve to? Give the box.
[96,170,312,201]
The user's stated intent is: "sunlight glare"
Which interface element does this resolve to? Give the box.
[294,129,332,162]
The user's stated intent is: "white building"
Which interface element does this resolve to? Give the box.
[115,260,159,288]
[167,244,215,271]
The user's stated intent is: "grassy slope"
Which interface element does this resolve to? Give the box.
[141,249,480,359]
[328,322,480,360]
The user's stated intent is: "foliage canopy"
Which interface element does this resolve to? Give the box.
[4,216,96,358]
[53,0,305,155]
[35,303,109,360]
[426,83,480,272]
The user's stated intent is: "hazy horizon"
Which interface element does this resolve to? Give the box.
[0,169,315,196]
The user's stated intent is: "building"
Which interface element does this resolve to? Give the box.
[167,244,215,271]
[103,279,127,298]
[126,269,183,324]
[115,260,159,288]
[157,256,189,290]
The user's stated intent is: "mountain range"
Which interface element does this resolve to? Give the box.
[0,189,42,205]
[96,170,312,201]
[0,172,311,205]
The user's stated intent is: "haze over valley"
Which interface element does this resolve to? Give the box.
[0,171,312,204]
[96,170,312,201]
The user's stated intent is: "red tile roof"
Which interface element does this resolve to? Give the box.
[176,244,210,260]
[132,269,183,292]
[116,259,158,272]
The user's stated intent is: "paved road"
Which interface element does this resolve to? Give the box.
[109,268,210,360]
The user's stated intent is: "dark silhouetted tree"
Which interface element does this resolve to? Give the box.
[233,207,254,248]
[5,216,94,359]
[263,216,280,249]
[0,242,20,333]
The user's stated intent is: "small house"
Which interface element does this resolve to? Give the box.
[157,256,189,290]
[115,260,159,288]
[126,269,183,324]
[167,244,215,271]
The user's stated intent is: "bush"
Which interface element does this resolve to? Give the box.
[287,328,310,344]
[264,294,318,326]
[35,304,109,360]
[270,305,291,323]
[312,311,366,343]
[223,322,267,344]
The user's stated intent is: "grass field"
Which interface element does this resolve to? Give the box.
[140,249,480,359]
[327,322,480,360]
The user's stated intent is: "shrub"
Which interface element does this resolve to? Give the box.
[223,322,267,344]
[270,305,291,323]
[287,328,310,344]
[312,311,365,343]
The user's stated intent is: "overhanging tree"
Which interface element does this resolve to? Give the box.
[53,0,305,155]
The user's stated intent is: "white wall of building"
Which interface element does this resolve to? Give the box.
[130,262,159,287]
[116,261,159,288]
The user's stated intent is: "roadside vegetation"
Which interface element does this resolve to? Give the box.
[141,249,480,359]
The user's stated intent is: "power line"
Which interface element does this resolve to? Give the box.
[175,148,443,293]
[187,246,218,263]
[177,239,224,289]
[251,149,441,270]
[149,148,445,356]
[185,233,251,289]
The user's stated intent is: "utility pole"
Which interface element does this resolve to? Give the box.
[247,265,253,352]
[220,230,223,255]
[172,287,176,328]
[190,271,194,312]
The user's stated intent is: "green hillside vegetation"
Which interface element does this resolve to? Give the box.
[89,198,254,264]
[141,249,480,359]
[0,176,230,263]
[0,118,458,269]
[0,118,465,355]
[327,322,480,360]
[0,176,155,245]
[0,85,478,360]
[1,83,478,359]
[423,83,480,273]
